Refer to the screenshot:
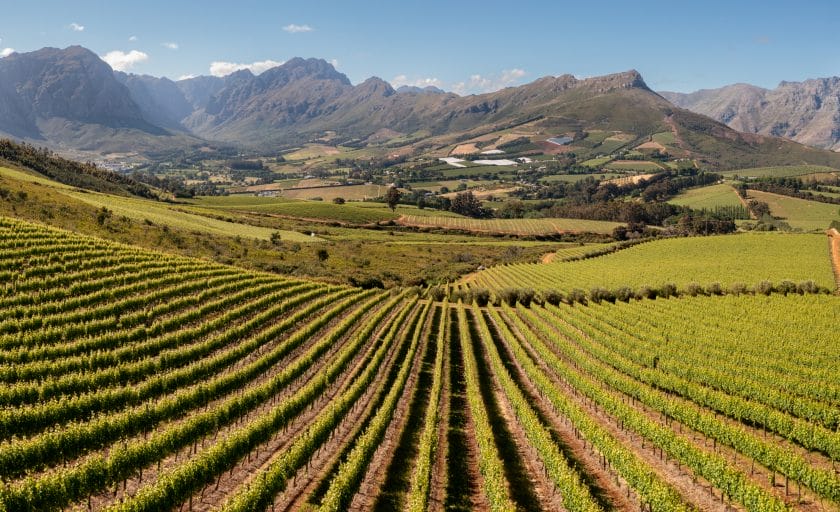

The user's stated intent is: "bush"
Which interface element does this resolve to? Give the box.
[499,288,519,307]
[755,280,774,296]
[450,289,469,303]
[797,280,820,294]
[659,283,678,299]
[567,288,588,305]
[472,288,491,307]
[429,286,447,302]
[517,288,536,308]
[636,286,658,300]
[332,197,346,204]
[685,282,704,297]
[707,282,723,296]
[615,286,634,302]
[776,280,797,295]
[542,289,564,306]
[729,282,748,295]
[590,287,615,304]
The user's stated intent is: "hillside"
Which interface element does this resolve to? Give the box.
[662,77,840,151]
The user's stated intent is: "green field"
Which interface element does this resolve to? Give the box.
[670,183,744,209]
[190,196,399,224]
[464,233,835,292]
[277,184,387,201]
[603,160,665,172]
[721,165,840,178]
[541,173,621,184]
[399,214,622,235]
[580,156,614,168]
[747,190,840,230]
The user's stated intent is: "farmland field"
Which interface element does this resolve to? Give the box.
[1,217,839,512]
[398,214,623,235]
[603,160,665,172]
[278,184,387,201]
[747,189,840,230]
[720,165,840,178]
[669,183,745,209]
[463,233,835,293]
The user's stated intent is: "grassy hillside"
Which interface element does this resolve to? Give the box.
[747,189,840,231]
[670,183,744,209]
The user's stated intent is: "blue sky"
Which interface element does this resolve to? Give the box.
[1,0,839,93]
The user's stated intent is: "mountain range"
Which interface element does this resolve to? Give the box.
[661,78,840,151]
[1,45,839,169]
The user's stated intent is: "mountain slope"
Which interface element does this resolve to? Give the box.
[662,78,840,151]
[0,46,201,153]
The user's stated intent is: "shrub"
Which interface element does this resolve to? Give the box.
[590,287,615,304]
[797,280,820,294]
[685,282,704,297]
[499,288,519,307]
[755,280,774,296]
[542,289,564,306]
[517,288,536,308]
[332,197,345,205]
[659,283,678,298]
[429,286,447,302]
[776,280,797,295]
[729,282,748,295]
[568,288,588,305]
[707,282,723,296]
[615,286,634,302]
[472,288,491,307]
[636,286,658,300]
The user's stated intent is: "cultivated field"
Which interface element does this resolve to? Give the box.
[1,218,839,511]
[720,165,840,179]
[463,233,836,293]
[747,189,840,230]
[398,214,622,235]
[669,183,744,209]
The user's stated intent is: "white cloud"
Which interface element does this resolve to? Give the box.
[391,74,443,89]
[128,35,138,42]
[282,24,313,33]
[209,59,284,77]
[1,48,14,58]
[162,42,179,50]
[178,74,196,81]
[452,68,526,95]
[100,50,149,71]
[330,58,339,68]
[69,22,85,32]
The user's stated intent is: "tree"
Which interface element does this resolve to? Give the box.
[332,197,346,205]
[450,191,488,218]
[316,248,329,261]
[385,186,401,212]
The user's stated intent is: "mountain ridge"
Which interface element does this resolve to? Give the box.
[661,77,840,151]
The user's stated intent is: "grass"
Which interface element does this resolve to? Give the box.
[398,215,621,235]
[580,156,614,168]
[747,190,840,231]
[669,183,744,209]
[464,233,835,292]
[279,184,387,201]
[720,165,839,178]
[603,160,665,172]
[189,196,399,224]
[541,173,620,183]
[439,166,516,178]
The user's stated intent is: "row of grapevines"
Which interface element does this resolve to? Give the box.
[494,307,690,511]
[473,305,602,511]
[119,295,417,512]
[514,306,790,511]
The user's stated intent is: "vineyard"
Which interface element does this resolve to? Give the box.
[462,233,837,295]
[0,217,839,511]
[397,215,622,236]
